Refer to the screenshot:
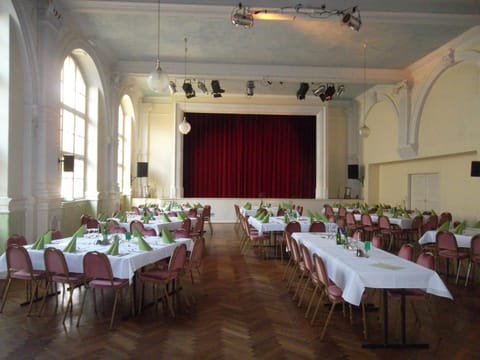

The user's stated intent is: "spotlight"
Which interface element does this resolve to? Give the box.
[211,80,225,98]
[182,80,196,98]
[336,84,345,96]
[312,84,326,97]
[197,80,208,94]
[246,80,255,96]
[231,3,254,28]
[169,81,177,94]
[296,82,309,100]
[324,83,336,101]
[341,7,361,31]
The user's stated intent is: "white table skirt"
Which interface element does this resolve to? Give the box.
[248,216,338,236]
[418,230,475,248]
[114,216,196,235]
[292,232,452,306]
[0,236,193,283]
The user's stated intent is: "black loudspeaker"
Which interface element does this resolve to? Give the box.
[471,161,480,177]
[347,164,359,179]
[137,162,148,178]
[63,155,74,172]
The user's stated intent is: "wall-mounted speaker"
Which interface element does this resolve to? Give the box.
[347,164,359,179]
[137,162,148,178]
[471,161,480,177]
[63,155,74,172]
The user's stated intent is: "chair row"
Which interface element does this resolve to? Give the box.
[0,238,205,329]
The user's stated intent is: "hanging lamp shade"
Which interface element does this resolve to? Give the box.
[178,116,191,135]
[148,58,170,92]
[359,124,370,137]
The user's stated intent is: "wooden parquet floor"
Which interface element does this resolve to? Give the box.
[1,223,480,359]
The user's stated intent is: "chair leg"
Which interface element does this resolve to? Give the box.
[108,290,120,330]
[0,278,12,313]
[465,261,472,287]
[361,302,368,339]
[164,285,175,317]
[310,292,325,325]
[27,281,40,317]
[305,284,319,319]
[76,287,89,327]
[320,302,337,341]
[455,260,463,285]
[297,277,310,307]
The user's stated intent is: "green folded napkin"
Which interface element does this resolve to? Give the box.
[402,212,411,219]
[177,211,187,220]
[431,209,437,216]
[185,202,192,208]
[257,212,266,221]
[165,202,172,211]
[415,209,422,216]
[133,227,152,251]
[97,213,108,221]
[161,228,175,244]
[106,235,120,256]
[473,220,480,228]
[63,235,77,253]
[254,210,263,219]
[73,225,86,238]
[244,202,252,210]
[43,230,52,245]
[31,234,45,250]
[161,213,171,223]
[437,221,450,232]
[376,207,383,216]
[262,215,270,223]
[284,214,289,224]
[454,221,466,235]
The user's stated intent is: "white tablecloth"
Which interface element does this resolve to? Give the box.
[248,216,337,236]
[114,215,195,235]
[240,206,279,217]
[418,230,475,248]
[0,236,193,283]
[292,232,452,306]
[353,213,413,229]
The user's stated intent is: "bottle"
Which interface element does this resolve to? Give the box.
[336,228,342,245]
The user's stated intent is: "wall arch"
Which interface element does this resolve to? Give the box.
[410,49,480,153]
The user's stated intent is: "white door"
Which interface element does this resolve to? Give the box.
[409,173,440,212]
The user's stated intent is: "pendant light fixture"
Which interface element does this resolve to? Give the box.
[147,0,171,93]
[178,37,191,135]
[359,42,370,138]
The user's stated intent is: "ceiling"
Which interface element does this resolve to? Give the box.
[55,0,480,100]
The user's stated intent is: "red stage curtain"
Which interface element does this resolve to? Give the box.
[183,113,316,198]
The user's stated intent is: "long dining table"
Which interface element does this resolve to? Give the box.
[0,235,193,283]
[114,215,197,235]
[292,232,453,348]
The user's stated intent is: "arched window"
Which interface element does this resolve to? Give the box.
[118,95,133,195]
[60,55,87,199]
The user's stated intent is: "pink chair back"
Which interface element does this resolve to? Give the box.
[277,208,286,216]
[398,244,414,261]
[300,244,314,274]
[132,206,140,215]
[378,215,391,230]
[353,230,362,240]
[438,212,452,227]
[309,221,326,233]
[345,212,356,227]
[289,236,302,263]
[416,252,435,270]
[285,221,301,235]
[6,245,34,276]
[130,220,155,236]
[313,253,330,287]
[192,216,204,233]
[6,234,27,247]
[202,205,211,219]
[167,211,177,217]
[83,251,113,281]
[85,217,100,230]
[324,205,334,217]
[181,218,192,232]
[169,244,187,274]
[436,230,457,252]
[189,237,205,268]
[371,235,382,249]
[337,207,347,218]
[361,213,374,227]
[471,234,480,256]
[296,206,303,216]
[44,247,69,276]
